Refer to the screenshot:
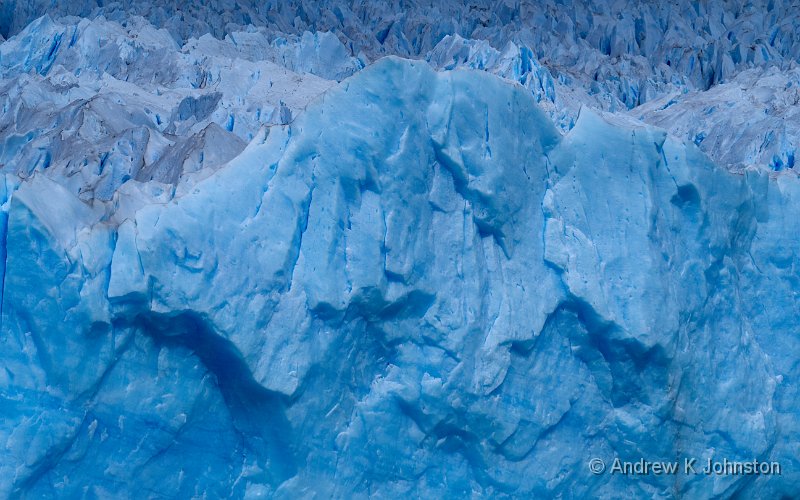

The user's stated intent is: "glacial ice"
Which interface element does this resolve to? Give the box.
[0,14,337,199]
[1,52,798,497]
[1,0,800,497]
[1,0,797,171]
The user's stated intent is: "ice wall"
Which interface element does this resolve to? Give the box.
[1,57,797,498]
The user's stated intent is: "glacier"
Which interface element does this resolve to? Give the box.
[3,55,799,498]
[1,1,799,499]
[1,0,798,170]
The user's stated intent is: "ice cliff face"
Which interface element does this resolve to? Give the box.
[1,2,800,498]
[2,55,799,498]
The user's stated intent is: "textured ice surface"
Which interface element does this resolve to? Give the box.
[0,15,338,200]
[1,55,799,498]
[1,1,799,171]
[631,66,800,171]
[2,1,800,498]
